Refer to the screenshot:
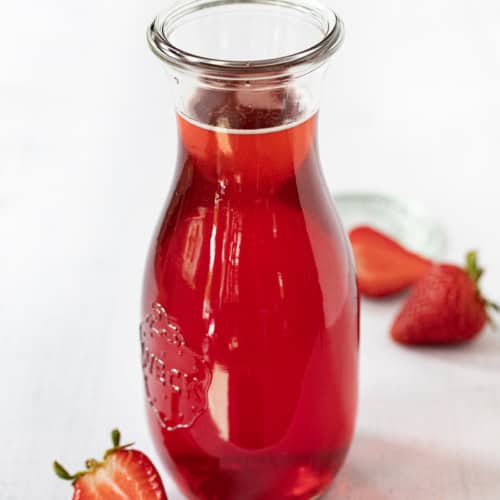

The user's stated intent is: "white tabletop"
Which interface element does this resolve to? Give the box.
[1,0,500,498]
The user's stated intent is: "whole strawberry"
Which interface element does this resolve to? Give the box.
[391,251,498,345]
[54,429,168,500]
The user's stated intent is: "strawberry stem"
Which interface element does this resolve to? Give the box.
[464,251,499,327]
[86,459,99,469]
[53,461,73,481]
[465,251,484,283]
[53,461,87,484]
[54,429,136,485]
[487,300,500,312]
[112,428,121,448]
[52,429,134,483]
[103,428,134,459]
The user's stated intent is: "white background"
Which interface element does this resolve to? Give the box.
[1,0,500,498]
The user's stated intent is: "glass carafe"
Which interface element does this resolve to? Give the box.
[141,1,359,498]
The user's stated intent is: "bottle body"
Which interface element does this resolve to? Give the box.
[141,107,359,498]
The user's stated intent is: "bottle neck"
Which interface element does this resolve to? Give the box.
[170,69,326,194]
[170,67,327,131]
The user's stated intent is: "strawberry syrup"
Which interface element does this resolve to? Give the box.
[141,91,359,499]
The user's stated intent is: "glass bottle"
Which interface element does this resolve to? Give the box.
[141,0,359,498]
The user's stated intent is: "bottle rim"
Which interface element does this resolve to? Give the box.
[147,0,344,82]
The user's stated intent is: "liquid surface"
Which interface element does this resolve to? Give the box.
[141,97,359,499]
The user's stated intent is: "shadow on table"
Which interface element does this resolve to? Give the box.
[406,330,500,374]
[325,432,500,500]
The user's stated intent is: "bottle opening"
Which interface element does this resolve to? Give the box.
[148,0,343,81]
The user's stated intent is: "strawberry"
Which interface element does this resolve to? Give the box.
[391,251,499,345]
[54,429,168,500]
[348,226,433,297]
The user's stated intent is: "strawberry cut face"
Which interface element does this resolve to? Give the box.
[74,450,167,500]
[349,226,432,297]
[54,429,168,500]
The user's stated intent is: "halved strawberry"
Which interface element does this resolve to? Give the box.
[391,251,499,345]
[54,429,168,500]
[349,226,433,297]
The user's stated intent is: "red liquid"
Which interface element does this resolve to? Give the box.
[141,96,359,499]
